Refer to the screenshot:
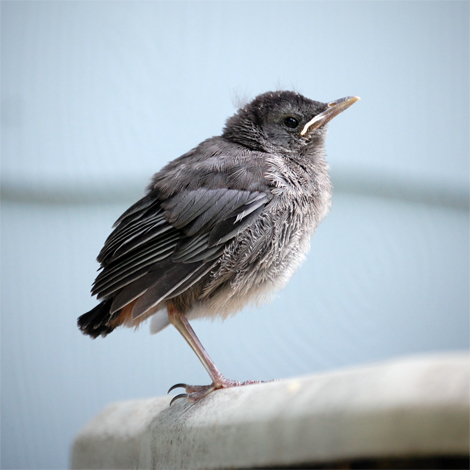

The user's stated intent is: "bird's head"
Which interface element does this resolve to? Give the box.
[222,90,359,156]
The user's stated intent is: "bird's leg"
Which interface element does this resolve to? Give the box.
[167,306,261,404]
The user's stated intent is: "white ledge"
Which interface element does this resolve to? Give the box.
[71,353,469,469]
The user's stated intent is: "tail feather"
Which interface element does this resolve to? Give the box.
[78,298,115,338]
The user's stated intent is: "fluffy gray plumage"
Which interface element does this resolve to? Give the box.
[78,90,336,338]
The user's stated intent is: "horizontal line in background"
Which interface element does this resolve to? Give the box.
[1,172,469,211]
[1,180,146,206]
[330,170,469,211]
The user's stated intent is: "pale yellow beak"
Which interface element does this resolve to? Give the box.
[300,96,360,136]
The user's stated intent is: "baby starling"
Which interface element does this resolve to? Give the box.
[78,91,359,403]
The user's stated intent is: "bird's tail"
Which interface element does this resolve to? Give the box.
[78,298,115,338]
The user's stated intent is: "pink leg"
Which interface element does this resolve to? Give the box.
[167,306,261,404]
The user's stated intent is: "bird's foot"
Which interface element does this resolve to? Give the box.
[168,377,263,404]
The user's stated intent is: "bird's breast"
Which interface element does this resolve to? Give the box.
[186,152,331,321]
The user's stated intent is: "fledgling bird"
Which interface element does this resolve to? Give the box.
[78,91,359,403]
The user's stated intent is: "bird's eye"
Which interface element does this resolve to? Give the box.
[283,117,299,129]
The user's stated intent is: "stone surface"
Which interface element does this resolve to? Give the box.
[71,353,469,469]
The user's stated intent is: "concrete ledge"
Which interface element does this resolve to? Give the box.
[71,353,469,469]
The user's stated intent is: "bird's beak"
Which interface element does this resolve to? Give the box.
[300,96,360,136]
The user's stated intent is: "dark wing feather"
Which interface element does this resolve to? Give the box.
[112,194,155,227]
[207,192,269,246]
[91,186,270,320]
[168,189,270,261]
[93,236,179,298]
[208,204,265,246]
[130,262,216,319]
[99,212,167,263]
[110,260,199,314]
[97,197,164,265]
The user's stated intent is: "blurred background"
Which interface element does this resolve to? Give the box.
[1,1,468,469]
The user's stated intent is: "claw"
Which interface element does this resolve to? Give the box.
[168,383,187,394]
[170,393,188,406]
[167,378,267,405]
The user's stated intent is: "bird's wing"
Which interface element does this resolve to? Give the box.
[91,187,270,318]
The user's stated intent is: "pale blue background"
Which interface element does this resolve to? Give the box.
[2,1,469,469]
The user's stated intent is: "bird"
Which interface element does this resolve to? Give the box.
[78,90,359,404]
